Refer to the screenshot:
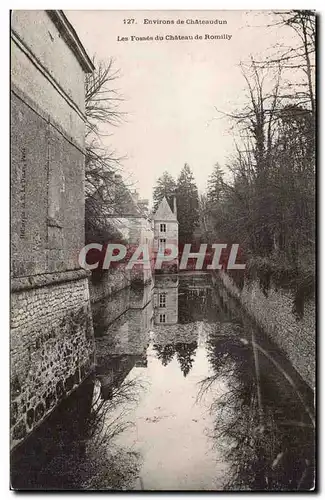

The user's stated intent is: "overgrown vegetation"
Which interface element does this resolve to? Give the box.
[200,10,315,317]
[84,57,128,246]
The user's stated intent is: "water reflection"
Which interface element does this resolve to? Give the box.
[95,282,153,400]
[201,324,315,490]
[11,273,315,491]
[100,273,314,490]
[152,275,199,376]
[153,275,178,325]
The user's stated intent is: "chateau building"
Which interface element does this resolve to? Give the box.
[152,196,178,272]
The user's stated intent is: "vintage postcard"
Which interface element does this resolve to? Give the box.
[10,9,316,491]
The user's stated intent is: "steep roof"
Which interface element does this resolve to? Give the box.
[153,197,177,222]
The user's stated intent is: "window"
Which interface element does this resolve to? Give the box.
[159,238,166,252]
[159,292,166,308]
[159,313,166,323]
[160,223,166,232]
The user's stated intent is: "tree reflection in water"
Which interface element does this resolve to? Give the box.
[12,274,315,491]
[153,341,198,377]
[76,376,145,490]
[153,343,175,367]
[178,286,217,324]
[175,342,198,377]
[152,276,211,377]
[28,376,145,490]
[199,330,315,491]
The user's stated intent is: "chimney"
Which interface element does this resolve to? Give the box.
[173,195,177,217]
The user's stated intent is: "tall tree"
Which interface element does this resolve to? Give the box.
[201,164,227,243]
[206,11,315,311]
[152,171,177,212]
[256,10,315,115]
[207,163,225,205]
[176,164,200,244]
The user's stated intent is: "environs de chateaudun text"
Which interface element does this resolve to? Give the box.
[143,18,228,25]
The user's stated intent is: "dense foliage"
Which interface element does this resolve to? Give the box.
[201,11,315,314]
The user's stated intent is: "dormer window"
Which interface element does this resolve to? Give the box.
[160,223,166,232]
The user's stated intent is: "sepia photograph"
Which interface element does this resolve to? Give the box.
[10,8,316,491]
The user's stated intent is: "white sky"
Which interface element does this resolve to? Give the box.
[65,10,298,203]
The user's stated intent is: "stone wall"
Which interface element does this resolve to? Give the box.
[215,270,315,390]
[11,11,93,279]
[11,90,86,277]
[11,10,88,146]
[10,273,95,451]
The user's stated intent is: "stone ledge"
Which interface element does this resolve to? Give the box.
[215,270,315,390]
[11,269,91,292]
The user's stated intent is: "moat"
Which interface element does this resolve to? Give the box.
[11,273,315,491]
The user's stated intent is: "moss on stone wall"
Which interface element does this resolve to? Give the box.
[217,270,315,390]
[10,275,95,451]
